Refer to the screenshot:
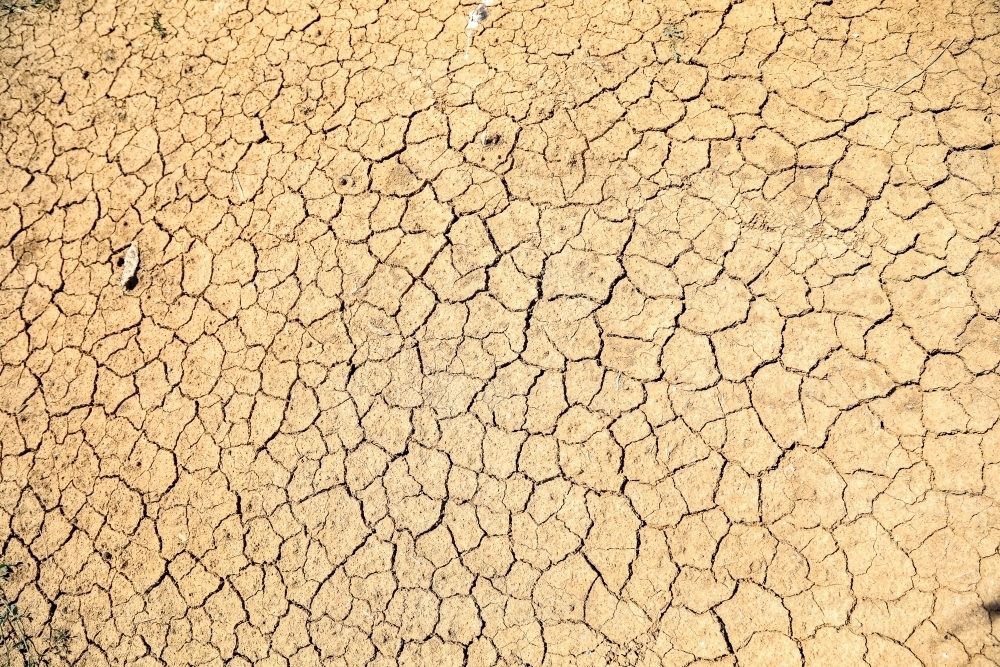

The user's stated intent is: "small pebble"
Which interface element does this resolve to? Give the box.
[120,242,139,287]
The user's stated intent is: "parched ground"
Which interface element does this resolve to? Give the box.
[1,0,999,664]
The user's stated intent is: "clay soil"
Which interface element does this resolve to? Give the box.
[1,0,1000,664]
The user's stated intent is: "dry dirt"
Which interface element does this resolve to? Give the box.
[1,0,999,665]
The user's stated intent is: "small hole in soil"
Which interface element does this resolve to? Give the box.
[116,257,124,267]
[339,176,352,187]
[484,133,502,146]
[125,275,139,291]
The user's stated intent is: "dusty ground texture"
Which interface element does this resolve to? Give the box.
[1,0,1000,664]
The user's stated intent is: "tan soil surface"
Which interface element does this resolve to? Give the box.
[1,0,1000,664]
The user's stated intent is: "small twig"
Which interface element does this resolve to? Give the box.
[893,38,955,92]
[233,173,246,203]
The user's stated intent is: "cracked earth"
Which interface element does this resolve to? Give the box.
[1,0,1000,665]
